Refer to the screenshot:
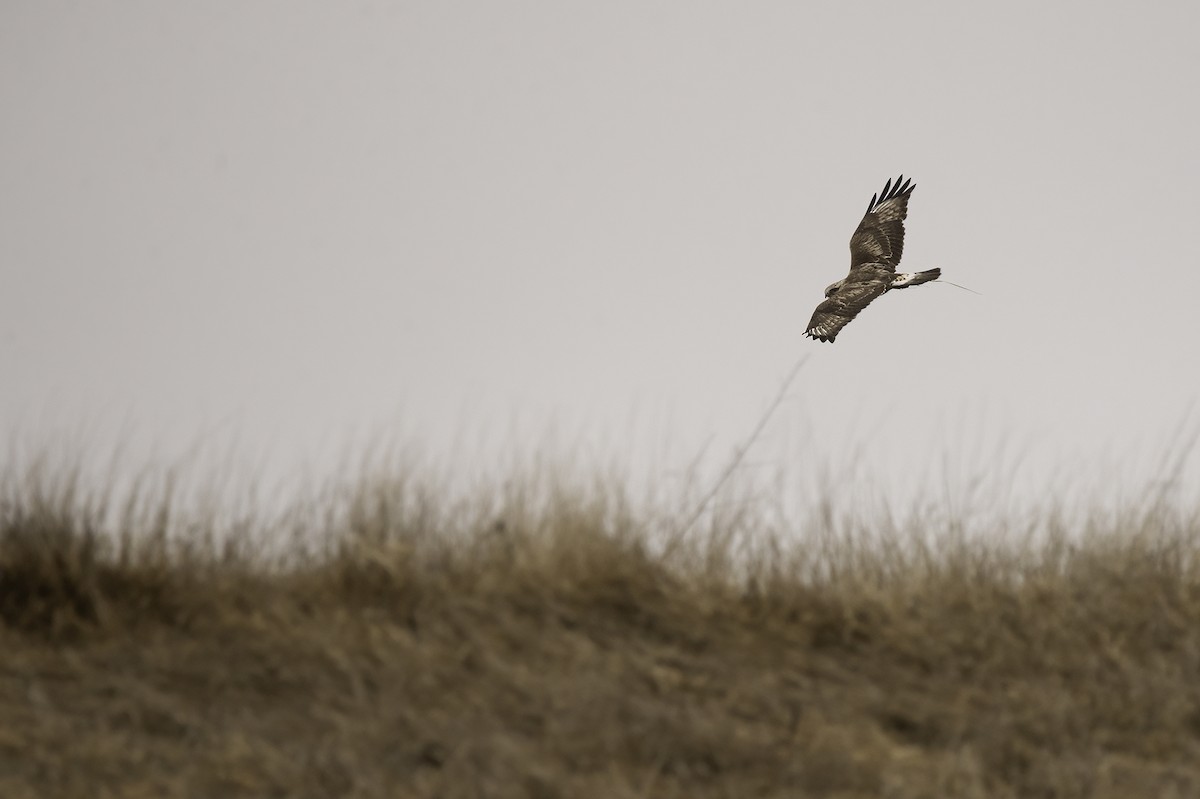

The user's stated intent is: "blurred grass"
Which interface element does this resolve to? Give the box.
[3,460,1200,798]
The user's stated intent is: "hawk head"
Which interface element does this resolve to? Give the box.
[824,279,846,298]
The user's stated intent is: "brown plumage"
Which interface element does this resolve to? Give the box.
[804,175,940,343]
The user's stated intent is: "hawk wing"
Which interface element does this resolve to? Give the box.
[848,175,914,271]
[804,280,890,343]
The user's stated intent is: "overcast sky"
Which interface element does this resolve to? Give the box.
[4,2,1199,519]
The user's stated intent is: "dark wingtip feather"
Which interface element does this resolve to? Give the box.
[867,174,916,212]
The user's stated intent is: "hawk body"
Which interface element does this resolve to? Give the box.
[804,176,940,343]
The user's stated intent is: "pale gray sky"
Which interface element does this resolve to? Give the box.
[4,2,1199,515]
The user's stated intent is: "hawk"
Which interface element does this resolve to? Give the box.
[804,175,940,343]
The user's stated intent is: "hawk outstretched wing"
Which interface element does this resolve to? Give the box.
[849,175,914,270]
[804,280,891,343]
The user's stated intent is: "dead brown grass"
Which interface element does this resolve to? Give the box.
[3,468,1200,798]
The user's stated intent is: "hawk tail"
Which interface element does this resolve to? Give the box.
[892,268,940,289]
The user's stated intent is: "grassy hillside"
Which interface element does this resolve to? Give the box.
[2,467,1200,798]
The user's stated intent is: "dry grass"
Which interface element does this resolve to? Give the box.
[3,464,1200,798]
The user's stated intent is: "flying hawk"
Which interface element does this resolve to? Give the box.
[804,175,940,343]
